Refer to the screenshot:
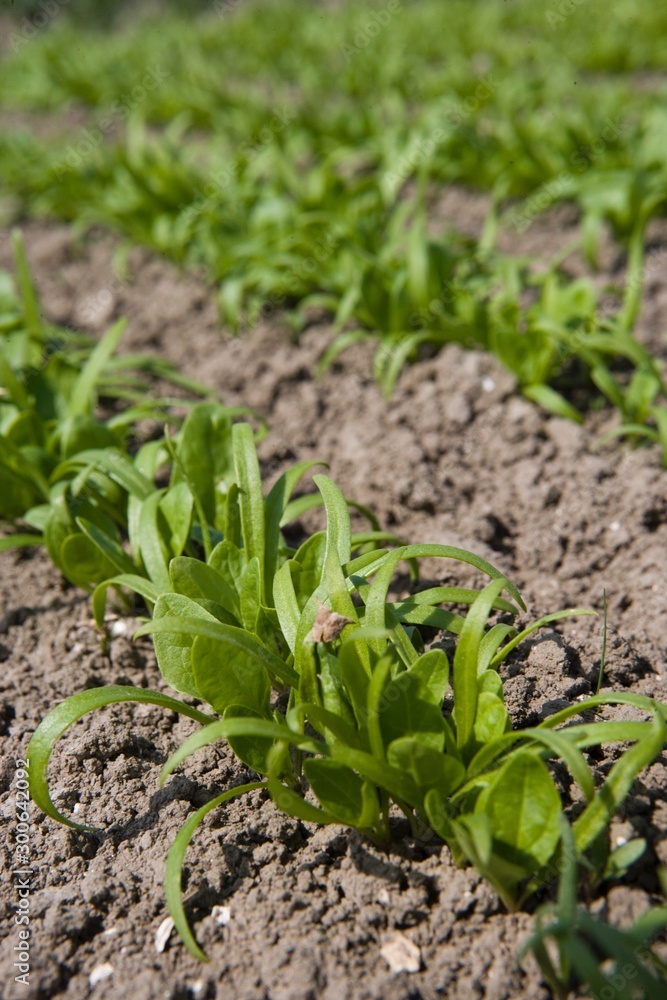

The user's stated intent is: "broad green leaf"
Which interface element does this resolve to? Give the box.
[264,459,325,597]
[406,649,449,706]
[152,593,220,697]
[474,691,509,745]
[76,516,137,576]
[169,556,240,620]
[138,490,171,591]
[380,668,446,751]
[223,706,276,775]
[387,738,464,796]
[273,560,302,653]
[192,633,271,717]
[137,615,298,687]
[159,481,193,559]
[59,532,117,589]
[475,751,562,879]
[172,403,234,527]
[304,758,379,828]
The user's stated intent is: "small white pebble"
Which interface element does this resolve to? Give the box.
[376,888,390,906]
[615,836,628,847]
[609,520,621,532]
[481,375,496,393]
[73,803,82,814]
[103,927,118,937]
[211,905,231,926]
[381,934,421,974]
[109,619,129,638]
[89,963,114,987]
[155,916,175,953]
[190,980,205,997]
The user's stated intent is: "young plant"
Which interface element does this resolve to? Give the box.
[27,422,667,971]
[522,817,667,999]
[0,235,234,586]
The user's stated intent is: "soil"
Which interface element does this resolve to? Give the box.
[1,206,667,1000]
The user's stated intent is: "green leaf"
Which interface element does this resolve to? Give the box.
[159,481,193,559]
[473,691,509,744]
[69,319,127,417]
[304,758,379,828]
[137,615,298,687]
[453,576,508,757]
[264,459,325,598]
[273,560,302,653]
[573,710,666,854]
[380,668,446,751]
[76,516,137,576]
[604,838,646,880]
[387,738,464,796]
[92,573,161,626]
[138,491,171,590]
[223,705,276,774]
[153,594,220,697]
[27,685,211,832]
[232,422,266,596]
[169,556,240,620]
[406,648,449,706]
[475,751,562,881]
[0,532,43,553]
[192,632,271,717]
[59,532,117,589]
[165,780,266,962]
[172,403,234,528]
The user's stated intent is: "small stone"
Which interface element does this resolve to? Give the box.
[211,905,231,926]
[155,916,174,953]
[89,963,114,987]
[481,376,496,392]
[377,888,390,906]
[380,934,422,974]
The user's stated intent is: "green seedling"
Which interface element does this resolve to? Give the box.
[27,423,667,970]
[522,816,667,999]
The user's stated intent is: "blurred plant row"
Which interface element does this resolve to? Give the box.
[2,1,667,455]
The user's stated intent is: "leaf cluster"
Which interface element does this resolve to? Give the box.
[26,422,667,972]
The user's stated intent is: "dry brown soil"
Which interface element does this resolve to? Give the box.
[1,207,666,1000]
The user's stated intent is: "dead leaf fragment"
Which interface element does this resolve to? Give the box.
[309,601,353,643]
[380,934,422,974]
